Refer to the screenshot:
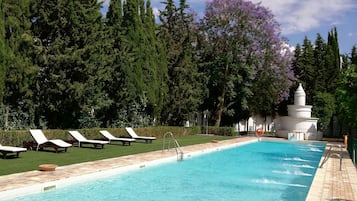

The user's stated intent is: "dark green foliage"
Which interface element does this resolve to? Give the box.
[312,92,335,131]
[351,45,357,65]
[31,0,111,128]
[159,0,203,126]
[1,0,39,129]
[105,0,167,127]
[324,27,340,94]
[0,0,356,133]
[314,34,327,93]
[292,28,348,135]
[298,37,316,104]
[335,64,357,129]
[0,0,6,104]
[201,126,236,136]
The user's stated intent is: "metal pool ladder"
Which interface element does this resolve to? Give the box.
[162,132,184,161]
[319,144,342,171]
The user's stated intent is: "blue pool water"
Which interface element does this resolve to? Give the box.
[9,141,325,201]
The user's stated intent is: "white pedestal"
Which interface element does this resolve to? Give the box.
[288,132,304,141]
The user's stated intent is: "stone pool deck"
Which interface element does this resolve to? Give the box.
[0,136,356,200]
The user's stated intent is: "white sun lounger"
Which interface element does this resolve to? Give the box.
[99,130,135,146]
[125,127,156,143]
[68,131,109,149]
[29,129,72,152]
[0,145,27,159]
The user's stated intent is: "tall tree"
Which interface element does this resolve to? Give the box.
[248,42,295,123]
[141,0,167,123]
[292,44,302,83]
[314,34,327,93]
[104,0,127,126]
[298,37,316,104]
[107,0,167,127]
[2,0,38,129]
[335,62,357,130]
[324,27,340,94]
[0,0,7,104]
[198,0,294,126]
[32,0,111,128]
[159,0,203,126]
[351,45,357,66]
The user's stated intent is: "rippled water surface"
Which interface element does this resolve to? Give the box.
[10,141,325,201]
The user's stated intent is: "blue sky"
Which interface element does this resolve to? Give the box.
[102,0,357,55]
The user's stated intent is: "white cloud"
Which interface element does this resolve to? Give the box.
[250,0,357,35]
[153,7,160,18]
[100,0,110,7]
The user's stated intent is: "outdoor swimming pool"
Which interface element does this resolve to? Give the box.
[9,140,325,201]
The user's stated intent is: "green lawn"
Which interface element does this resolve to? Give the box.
[0,135,234,176]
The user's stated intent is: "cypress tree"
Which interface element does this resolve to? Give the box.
[142,0,168,122]
[104,0,126,126]
[314,34,327,93]
[2,0,38,129]
[0,0,7,104]
[324,27,340,94]
[159,0,203,126]
[299,37,316,104]
[350,45,357,65]
[110,0,167,126]
[32,0,110,128]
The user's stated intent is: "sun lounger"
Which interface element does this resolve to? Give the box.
[99,130,135,146]
[29,129,72,152]
[0,145,27,159]
[125,127,156,143]
[68,131,109,149]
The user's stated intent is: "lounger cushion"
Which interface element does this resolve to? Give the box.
[99,130,136,142]
[0,146,27,152]
[125,127,156,140]
[68,131,109,144]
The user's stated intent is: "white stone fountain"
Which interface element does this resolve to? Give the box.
[276,83,321,140]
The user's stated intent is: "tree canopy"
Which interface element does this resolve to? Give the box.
[0,0,355,135]
[198,0,294,126]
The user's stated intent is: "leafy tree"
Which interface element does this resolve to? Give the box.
[198,0,294,126]
[314,34,327,93]
[2,0,38,129]
[106,0,167,127]
[0,0,7,103]
[141,0,168,123]
[248,42,295,122]
[324,27,340,94]
[351,45,357,65]
[103,0,127,126]
[312,92,335,131]
[335,64,357,130]
[334,46,357,134]
[31,0,111,128]
[298,37,316,104]
[159,0,203,126]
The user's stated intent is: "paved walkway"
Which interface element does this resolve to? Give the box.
[306,142,357,201]
[0,137,356,200]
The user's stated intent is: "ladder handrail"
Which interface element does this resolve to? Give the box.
[162,132,184,161]
[319,144,342,170]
